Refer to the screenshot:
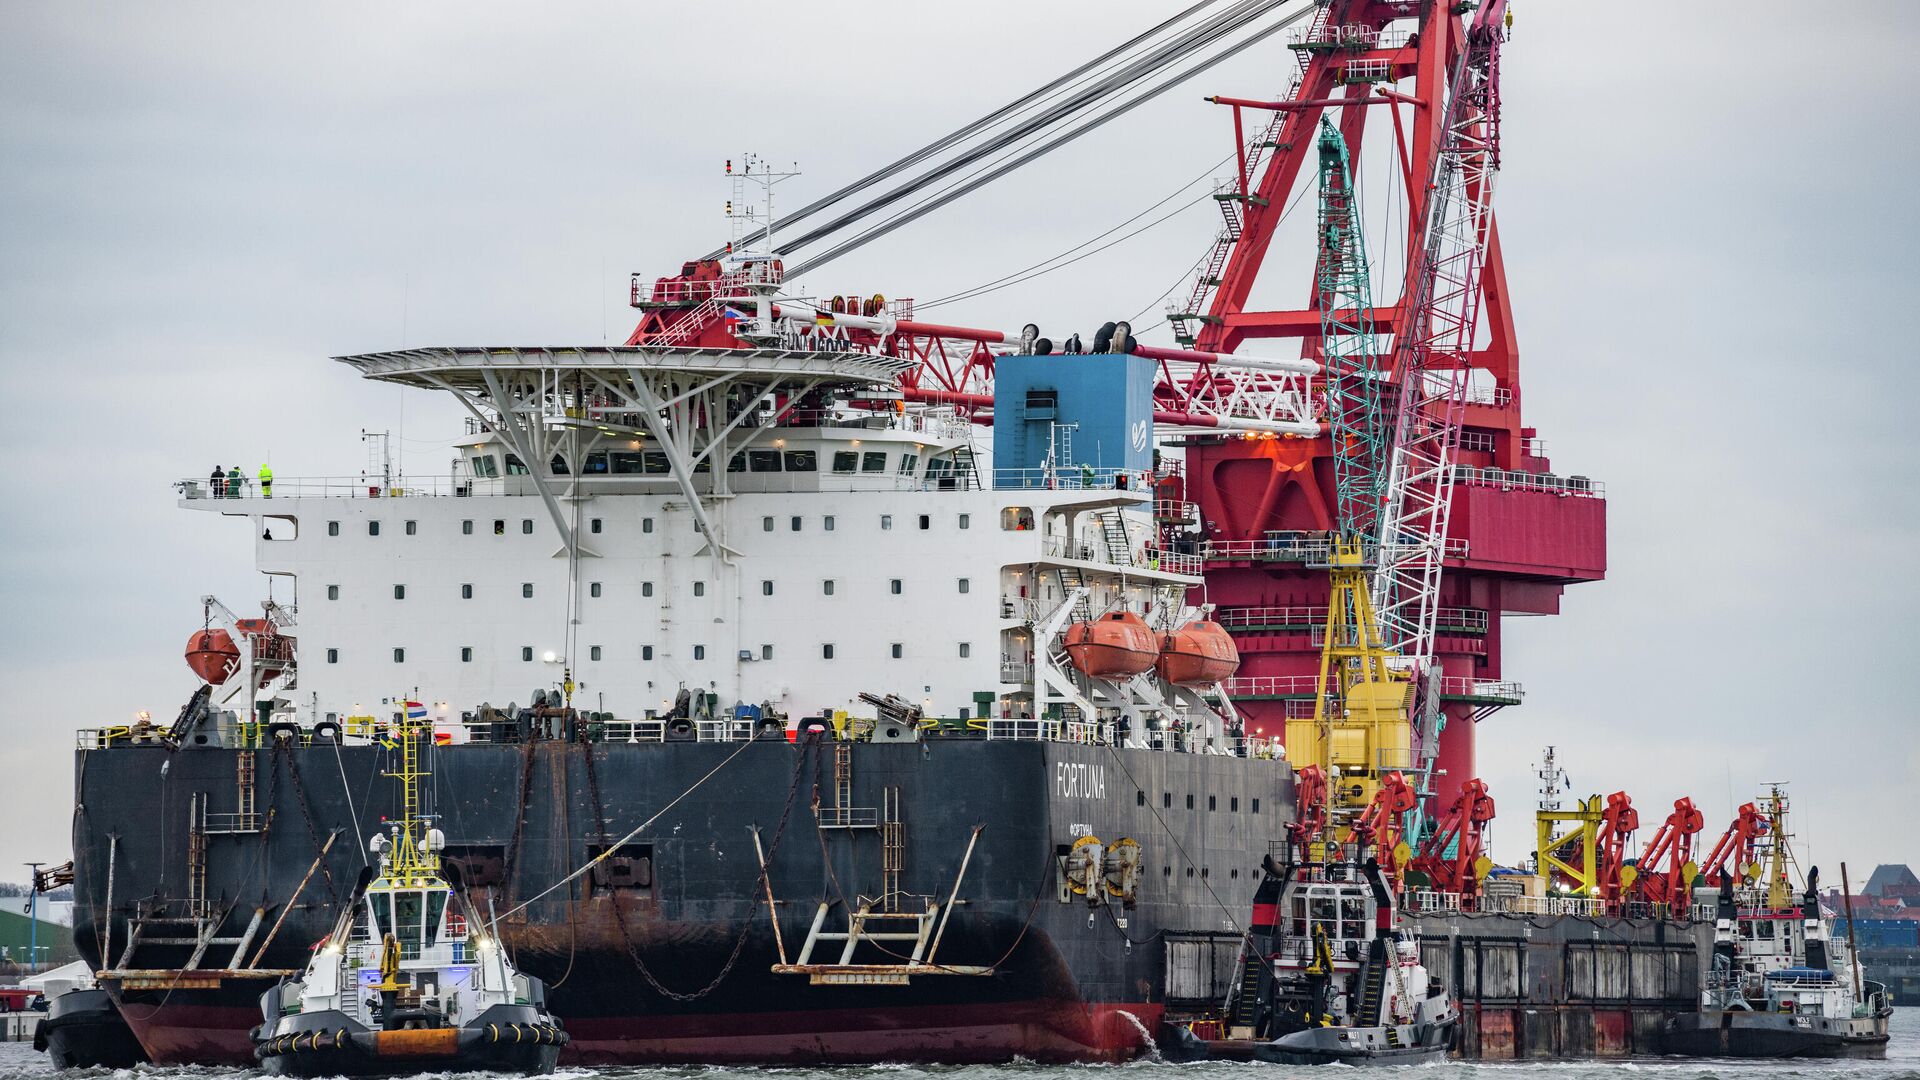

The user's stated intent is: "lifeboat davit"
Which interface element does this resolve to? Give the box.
[1063,612,1159,679]
[185,629,241,684]
[1156,619,1241,687]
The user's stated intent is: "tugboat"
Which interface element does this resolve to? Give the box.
[1160,767,1458,1064]
[33,975,149,1069]
[252,712,567,1076]
[1662,866,1891,1058]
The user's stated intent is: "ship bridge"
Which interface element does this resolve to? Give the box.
[334,345,922,559]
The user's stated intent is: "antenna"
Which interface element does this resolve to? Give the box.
[1534,745,1567,812]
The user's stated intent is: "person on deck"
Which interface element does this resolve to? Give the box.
[226,466,244,497]
[209,466,226,498]
[258,462,273,498]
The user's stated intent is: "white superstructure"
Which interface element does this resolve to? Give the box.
[178,346,1234,744]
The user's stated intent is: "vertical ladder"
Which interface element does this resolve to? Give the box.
[881,786,904,914]
[187,793,209,921]
[834,742,853,814]
[236,752,256,832]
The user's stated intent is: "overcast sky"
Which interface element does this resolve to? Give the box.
[2,2,1915,887]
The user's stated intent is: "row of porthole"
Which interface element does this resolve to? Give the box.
[323,517,652,538]
[1138,790,1260,814]
[322,642,979,665]
[1161,866,1238,880]
[323,578,971,602]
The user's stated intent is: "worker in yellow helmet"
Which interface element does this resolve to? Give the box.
[257,462,273,498]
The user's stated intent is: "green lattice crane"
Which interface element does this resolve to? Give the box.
[1314,117,1386,543]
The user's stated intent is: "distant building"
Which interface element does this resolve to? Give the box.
[0,907,78,970]
[1863,864,1919,897]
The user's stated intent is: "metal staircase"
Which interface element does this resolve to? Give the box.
[1096,511,1134,567]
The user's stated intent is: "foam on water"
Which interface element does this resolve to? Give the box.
[1,1011,1913,1080]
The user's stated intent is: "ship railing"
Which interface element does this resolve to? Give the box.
[982,718,1106,744]
[1218,674,1327,698]
[1437,677,1525,702]
[992,467,1158,493]
[1454,466,1604,498]
[1400,889,1465,914]
[76,725,171,749]
[999,660,1034,684]
[176,475,463,500]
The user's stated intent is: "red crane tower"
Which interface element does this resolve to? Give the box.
[1171,0,1607,788]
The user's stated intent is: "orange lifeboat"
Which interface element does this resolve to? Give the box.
[1155,619,1240,687]
[185,629,241,684]
[1063,612,1159,679]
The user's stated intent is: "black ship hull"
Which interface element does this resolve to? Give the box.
[72,735,1293,1065]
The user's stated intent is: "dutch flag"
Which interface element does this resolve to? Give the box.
[405,701,427,720]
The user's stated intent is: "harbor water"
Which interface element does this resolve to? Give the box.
[0,1011,1911,1080]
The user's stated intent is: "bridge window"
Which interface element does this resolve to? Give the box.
[587,451,615,474]
[832,451,858,474]
[862,451,887,473]
[549,455,570,475]
[504,455,528,476]
[784,450,817,472]
[469,455,498,478]
[747,450,782,472]
[728,453,746,473]
[899,454,919,476]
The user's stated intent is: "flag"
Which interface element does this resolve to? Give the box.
[405,701,427,720]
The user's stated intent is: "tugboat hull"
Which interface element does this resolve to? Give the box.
[32,988,149,1069]
[256,1005,566,1077]
[1260,1022,1454,1064]
[1662,1011,1889,1059]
